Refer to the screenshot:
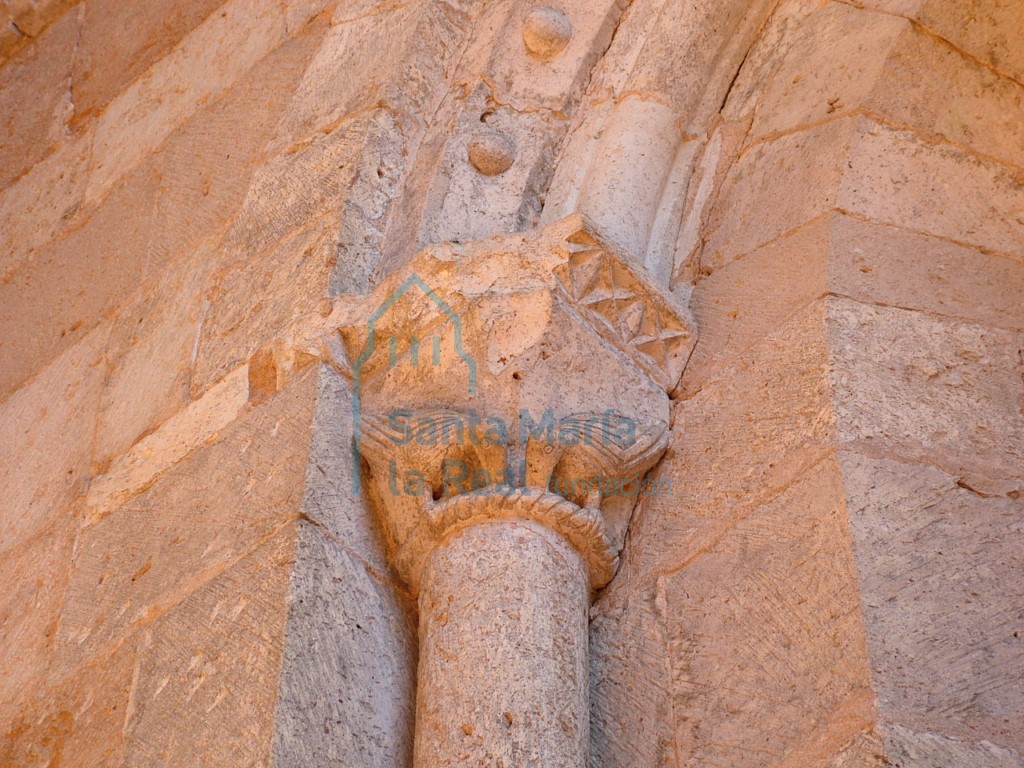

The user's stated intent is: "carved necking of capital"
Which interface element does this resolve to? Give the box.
[335,214,696,595]
[357,407,670,594]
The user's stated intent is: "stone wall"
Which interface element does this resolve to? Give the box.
[1,0,1021,766]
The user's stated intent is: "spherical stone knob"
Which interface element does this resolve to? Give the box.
[523,6,572,60]
[467,129,516,176]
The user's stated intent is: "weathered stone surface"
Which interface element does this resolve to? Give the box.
[0,7,75,187]
[416,520,590,766]
[880,722,1024,768]
[826,730,889,768]
[860,0,1024,84]
[2,0,77,38]
[0,4,321,376]
[599,457,875,767]
[60,367,315,668]
[841,452,1024,752]
[0,6,22,63]
[0,324,107,555]
[272,521,416,768]
[85,364,250,522]
[671,120,751,284]
[627,300,836,578]
[0,163,158,398]
[743,2,1024,170]
[701,118,857,272]
[406,0,629,252]
[0,133,90,282]
[2,0,1023,762]
[662,458,873,767]
[194,219,339,395]
[70,0,224,124]
[827,213,1024,331]
[684,210,1024,395]
[0,518,75,710]
[145,22,327,269]
[0,632,136,768]
[92,242,217,467]
[828,297,1024,483]
[417,98,565,247]
[588,580,685,767]
[704,115,1024,276]
[682,216,829,397]
[83,0,286,207]
[123,528,295,768]
[616,0,773,129]
[329,109,406,296]
[275,0,475,147]
[839,120,1024,257]
[299,365,391,574]
[871,21,1024,168]
[734,1,903,136]
[201,106,378,271]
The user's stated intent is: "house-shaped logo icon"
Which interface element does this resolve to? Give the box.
[351,273,477,495]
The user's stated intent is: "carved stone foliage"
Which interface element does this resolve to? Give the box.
[357,407,668,593]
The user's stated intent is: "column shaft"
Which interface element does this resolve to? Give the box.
[414,519,590,767]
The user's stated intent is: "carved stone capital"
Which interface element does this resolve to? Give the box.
[337,215,696,767]
[357,407,668,593]
[339,214,694,593]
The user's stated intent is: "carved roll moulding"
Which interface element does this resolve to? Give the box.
[337,215,696,765]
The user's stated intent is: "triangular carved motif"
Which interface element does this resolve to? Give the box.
[619,299,647,340]
[568,249,604,301]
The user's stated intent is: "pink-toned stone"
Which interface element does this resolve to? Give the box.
[0,7,75,187]
[193,219,338,396]
[0,324,107,555]
[740,2,1024,169]
[828,297,1024,483]
[2,0,77,37]
[71,0,224,125]
[600,456,875,768]
[123,529,295,768]
[91,242,217,467]
[620,0,774,127]
[828,214,1024,331]
[626,300,836,579]
[0,124,91,282]
[701,118,858,273]
[860,0,1024,84]
[0,518,75,711]
[59,367,315,669]
[826,730,888,767]
[276,1,474,146]
[739,2,904,137]
[85,364,251,523]
[83,0,287,207]
[683,210,1024,395]
[145,20,328,270]
[682,215,830,397]
[0,165,158,398]
[841,452,1024,752]
[0,633,136,768]
[838,120,1024,257]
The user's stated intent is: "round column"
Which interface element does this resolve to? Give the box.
[413,519,590,767]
